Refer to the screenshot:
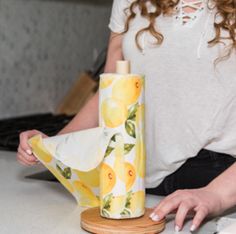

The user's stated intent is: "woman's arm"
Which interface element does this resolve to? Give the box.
[207,162,236,210]
[58,32,123,134]
[150,162,236,232]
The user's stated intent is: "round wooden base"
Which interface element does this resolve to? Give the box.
[81,207,165,234]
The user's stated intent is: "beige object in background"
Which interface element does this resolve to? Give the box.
[56,72,98,115]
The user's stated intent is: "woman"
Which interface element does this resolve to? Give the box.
[17,0,236,232]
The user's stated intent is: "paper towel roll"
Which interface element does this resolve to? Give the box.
[99,72,146,219]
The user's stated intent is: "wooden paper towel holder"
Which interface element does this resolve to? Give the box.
[81,207,166,234]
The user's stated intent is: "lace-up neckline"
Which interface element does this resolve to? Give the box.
[175,0,205,27]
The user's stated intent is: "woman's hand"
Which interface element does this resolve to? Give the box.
[17,130,47,166]
[150,187,224,232]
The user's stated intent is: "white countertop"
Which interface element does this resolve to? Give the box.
[0,150,235,234]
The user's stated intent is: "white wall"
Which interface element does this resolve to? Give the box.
[0,0,112,118]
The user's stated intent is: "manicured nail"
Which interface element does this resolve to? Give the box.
[190,224,196,232]
[175,225,180,232]
[152,214,160,222]
[26,149,32,155]
[149,213,155,219]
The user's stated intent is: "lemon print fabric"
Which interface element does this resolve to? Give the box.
[101,194,126,218]
[125,162,136,191]
[73,167,99,187]
[73,181,99,207]
[99,73,145,219]
[100,163,116,195]
[134,134,146,179]
[29,135,100,208]
[129,191,145,217]
[100,75,115,89]
[29,135,53,163]
[47,165,74,194]
[112,76,142,106]
[101,98,127,128]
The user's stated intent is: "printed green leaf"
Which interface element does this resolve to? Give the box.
[125,120,136,138]
[63,167,72,179]
[120,208,131,217]
[125,191,133,209]
[104,146,114,158]
[124,144,135,155]
[104,134,121,158]
[102,209,110,218]
[102,193,113,210]
[56,164,71,179]
[127,103,138,121]
[111,134,117,142]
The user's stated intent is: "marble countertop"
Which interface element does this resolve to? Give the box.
[0,150,235,234]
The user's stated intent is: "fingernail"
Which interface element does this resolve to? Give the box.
[26,149,32,155]
[152,214,160,222]
[149,213,155,219]
[175,225,180,232]
[190,224,196,232]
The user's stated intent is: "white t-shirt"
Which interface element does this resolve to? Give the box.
[109,0,236,188]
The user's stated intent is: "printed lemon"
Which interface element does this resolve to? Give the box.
[134,135,146,178]
[109,195,126,215]
[129,191,145,216]
[125,162,136,191]
[136,104,145,129]
[113,135,126,183]
[112,77,142,106]
[73,180,99,207]
[73,167,99,187]
[100,76,114,89]
[29,135,53,163]
[138,104,145,136]
[47,165,74,193]
[100,163,116,195]
[101,98,127,128]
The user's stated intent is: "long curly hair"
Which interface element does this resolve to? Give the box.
[123,0,236,61]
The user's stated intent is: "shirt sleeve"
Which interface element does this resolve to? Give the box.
[108,0,131,33]
[205,95,236,156]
